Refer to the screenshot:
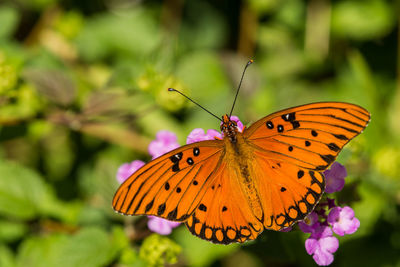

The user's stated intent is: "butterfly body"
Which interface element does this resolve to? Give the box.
[113,102,370,244]
[220,117,265,223]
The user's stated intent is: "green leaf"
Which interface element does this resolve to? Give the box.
[0,245,15,267]
[58,227,118,266]
[17,233,66,267]
[332,0,395,40]
[0,53,18,93]
[17,227,118,267]
[76,9,161,62]
[0,6,19,39]
[0,160,52,219]
[0,160,78,221]
[0,220,28,242]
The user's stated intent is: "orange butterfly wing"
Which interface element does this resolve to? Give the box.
[113,139,265,244]
[112,141,224,221]
[244,102,370,170]
[185,161,264,244]
[243,102,370,230]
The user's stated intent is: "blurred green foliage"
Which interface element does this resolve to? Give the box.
[0,0,399,266]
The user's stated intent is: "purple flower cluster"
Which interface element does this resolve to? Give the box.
[116,116,360,266]
[298,162,360,266]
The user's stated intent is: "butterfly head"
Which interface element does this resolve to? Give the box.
[221,114,238,142]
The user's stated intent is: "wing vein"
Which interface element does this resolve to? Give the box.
[298,113,365,128]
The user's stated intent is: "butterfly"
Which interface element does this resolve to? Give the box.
[112,100,370,244]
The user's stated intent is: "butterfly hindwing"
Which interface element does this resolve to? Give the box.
[244,102,370,171]
[112,141,224,221]
[185,161,264,244]
[251,157,325,230]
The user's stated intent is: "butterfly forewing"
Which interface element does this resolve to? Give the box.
[112,141,224,221]
[244,102,370,171]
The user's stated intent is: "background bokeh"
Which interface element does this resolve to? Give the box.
[0,0,399,266]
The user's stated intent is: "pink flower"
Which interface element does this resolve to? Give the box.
[327,206,360,236]
[299,212,340,265]
[186,128,222,144]
[147,216,181,235]
[324,162,347,193]
[116,160,145,184]
[305,224,339,266]
[148,130,180,159]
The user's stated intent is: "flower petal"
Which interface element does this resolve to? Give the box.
[116,160,145,184]
[325,176,345,194]
[324,162,347,179]
[324,162,347,193]
[312,248,335,266]
[319,236,339,253]
[186,128,222,143]
[148,130,180,159]
[305,238,319,255]
[147,216,180,235]
[328,206,360,236]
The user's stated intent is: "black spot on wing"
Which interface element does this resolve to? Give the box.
[165,182,170,190]
[291,121,300,129]
[266,121,274,129]
[281,112,300,129]
[320,154,335,164]
[145,199,154,212]
[167,207,178,220]
[157,203,166,215]
[327,143,340,152]
[199,204,207,212]
[333,133,348,140]
[172,164,180,172]
[311,130,318,137]
[169,152,183,163]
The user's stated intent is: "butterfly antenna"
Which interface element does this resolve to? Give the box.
[229,59,253,118]
[168,88,222,122]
